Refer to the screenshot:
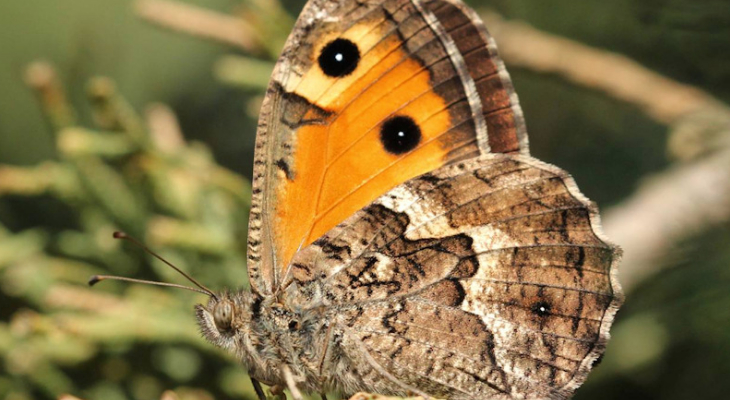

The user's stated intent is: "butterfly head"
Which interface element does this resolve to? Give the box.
[195,290,293,388]
[195,290,257,351]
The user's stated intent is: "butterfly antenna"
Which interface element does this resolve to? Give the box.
[88,275,213,297]
[88,231,218,300]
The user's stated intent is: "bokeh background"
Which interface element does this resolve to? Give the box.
[2,0,729,399]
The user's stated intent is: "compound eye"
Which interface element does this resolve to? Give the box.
[213,300,234,331]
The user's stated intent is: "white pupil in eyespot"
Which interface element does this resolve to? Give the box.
[335,53,344,62]
[397,131,405,137]
[539,306,546,312]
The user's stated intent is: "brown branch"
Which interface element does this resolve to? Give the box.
[134,0,263,53]
[480,11,726,125]
[602,150,730,291]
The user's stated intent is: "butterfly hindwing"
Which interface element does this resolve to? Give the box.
[247,0,528,294]
[286,154,620,399]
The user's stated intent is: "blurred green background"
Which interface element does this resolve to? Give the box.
[1,0,729,399]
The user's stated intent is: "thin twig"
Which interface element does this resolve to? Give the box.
[603,150,730,291]
[134,0,263,53]
[480,11,726,125]
[24,61,76,130]
[146,103,185,154]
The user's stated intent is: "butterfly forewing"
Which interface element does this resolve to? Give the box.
[247,0,528,294]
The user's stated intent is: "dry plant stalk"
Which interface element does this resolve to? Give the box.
[603,152,730,290]
[134,0,263,52]
[480,11,726,125]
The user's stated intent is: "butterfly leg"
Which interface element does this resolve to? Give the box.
[250,377,267,400]
[281,364,305,400]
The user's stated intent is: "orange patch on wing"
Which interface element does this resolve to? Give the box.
[274,22,453,271]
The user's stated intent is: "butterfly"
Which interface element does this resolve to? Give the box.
[193,0,623,399]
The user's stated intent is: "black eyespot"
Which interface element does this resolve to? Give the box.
[531,301,551,317]
[288,320,300,331]
[318,38,360,77]
[379,116,421,155]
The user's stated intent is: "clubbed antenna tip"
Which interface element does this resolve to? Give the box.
[87,231,218,300]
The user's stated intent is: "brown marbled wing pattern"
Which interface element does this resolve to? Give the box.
[287,154,621,399]
[247,0,528,295]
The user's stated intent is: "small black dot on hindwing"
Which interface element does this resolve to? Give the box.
[318,38,360,77]
[531,301,552,317]
[379,115,421,155]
